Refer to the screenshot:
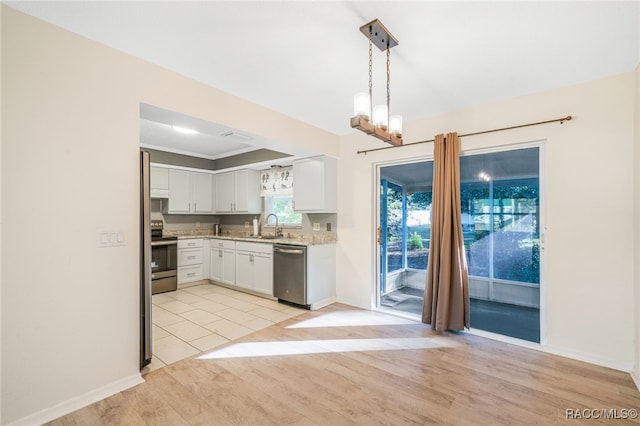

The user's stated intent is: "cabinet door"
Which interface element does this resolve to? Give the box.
[237,169,261,213]
[210,248,224,282]
[252,253,273,295]
[215,172,235,212]
[293,157,324,211]
[222,249,236,285]
[293,156,337,212]
[168,169,192,213]
[234,170,249,212]
[150,166,169,198]
[192,172,213,213]
[235,251,253,289]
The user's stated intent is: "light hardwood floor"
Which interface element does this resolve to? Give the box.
[48,303,639,425]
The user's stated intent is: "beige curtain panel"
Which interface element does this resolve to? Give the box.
[422,132,470,331]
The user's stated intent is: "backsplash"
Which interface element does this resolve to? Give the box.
[150,199,337,239]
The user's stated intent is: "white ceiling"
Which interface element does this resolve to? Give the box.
[7,1,640,158]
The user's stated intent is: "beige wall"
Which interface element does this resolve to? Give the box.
[337,72,636,371]
[1,7,338,424]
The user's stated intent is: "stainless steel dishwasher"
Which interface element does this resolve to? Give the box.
[273,244,308,308]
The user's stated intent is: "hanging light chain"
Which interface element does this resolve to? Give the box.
[368,30,373,120]
[386,43,391,127]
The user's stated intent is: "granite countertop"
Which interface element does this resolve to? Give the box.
[167,231,336,246]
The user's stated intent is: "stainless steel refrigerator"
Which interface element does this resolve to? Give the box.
[140,151,152,369]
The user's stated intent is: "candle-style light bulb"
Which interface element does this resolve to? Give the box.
[353,93,370,120]
[372,105,388,129]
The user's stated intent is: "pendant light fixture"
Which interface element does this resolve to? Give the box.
[350,19,402,146]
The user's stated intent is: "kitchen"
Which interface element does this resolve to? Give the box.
[139,104,338,370]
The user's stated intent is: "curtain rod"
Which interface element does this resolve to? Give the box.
[356,115,572,155]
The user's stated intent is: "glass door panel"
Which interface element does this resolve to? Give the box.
[379,162,433,315]
[461,147,540,342]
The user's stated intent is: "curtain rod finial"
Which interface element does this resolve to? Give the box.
[561,115,572,124]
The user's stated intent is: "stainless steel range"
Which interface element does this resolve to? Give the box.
[150,220,177,294]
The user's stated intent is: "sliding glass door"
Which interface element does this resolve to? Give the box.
[377,146,541,343]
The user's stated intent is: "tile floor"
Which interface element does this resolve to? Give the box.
[146,283,306,372]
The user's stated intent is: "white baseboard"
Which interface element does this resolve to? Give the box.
[310,296,337,311]
[8,373,144,426]
[465,327,634,373]
[543,344,633,373]
[632,369,640,392]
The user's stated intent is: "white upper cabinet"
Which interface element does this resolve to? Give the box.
[215,171,235,213]
[293,156,337,212]
[168,169,192,213]
[168,169,214,214]
[215,169,260,214]
[191,172,214,213]
[150,166,169,198]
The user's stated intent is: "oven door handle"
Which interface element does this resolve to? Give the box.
[151,240,178,247]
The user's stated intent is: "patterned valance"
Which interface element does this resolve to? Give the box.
[260,166,293,196]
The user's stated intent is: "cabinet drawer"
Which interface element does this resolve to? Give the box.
[209,238,236,250]
[178,238,203,249]
[178,265,203,283]
[235,241,273,254]
[178,248,203,266]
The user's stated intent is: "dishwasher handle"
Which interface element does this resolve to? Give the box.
[274,246,305,255]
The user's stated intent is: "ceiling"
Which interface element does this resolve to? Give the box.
[7,1,639,159]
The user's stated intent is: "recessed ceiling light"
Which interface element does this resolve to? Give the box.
[171,125,199,135]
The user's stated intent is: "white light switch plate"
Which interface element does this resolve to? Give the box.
[98,229,126,247]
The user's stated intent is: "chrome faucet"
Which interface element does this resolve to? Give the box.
[266,213,282,237]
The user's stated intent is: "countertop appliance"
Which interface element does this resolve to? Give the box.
[273,244,308,308]
[150,220,178,295]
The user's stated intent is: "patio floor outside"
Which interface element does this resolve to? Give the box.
[380,286,540,343]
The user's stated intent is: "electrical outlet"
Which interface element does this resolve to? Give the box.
[326,223,332,232]
[244,221,250,229]
[313,223,320,231]
[195,222,200,229]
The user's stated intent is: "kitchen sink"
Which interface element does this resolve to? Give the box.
[256,235,279,239]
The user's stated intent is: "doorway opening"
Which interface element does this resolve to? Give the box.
[377,146,542,343]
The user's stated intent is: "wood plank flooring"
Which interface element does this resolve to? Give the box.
[47,303,639,425]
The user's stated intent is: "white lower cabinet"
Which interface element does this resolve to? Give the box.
[235,241,273,296]
[178,239,204,284]
[209,239,236,286]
